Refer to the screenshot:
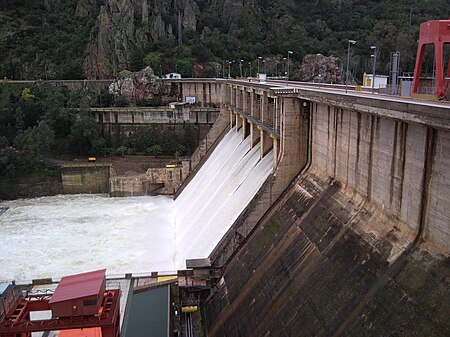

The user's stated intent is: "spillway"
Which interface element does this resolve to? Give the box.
[174,127,273,265]
[0,127,273,281]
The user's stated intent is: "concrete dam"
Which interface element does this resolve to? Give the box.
[175,79,450,336]
[1,79,449,337]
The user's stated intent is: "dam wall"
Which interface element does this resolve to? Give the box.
[204,171,449,336]
[194,82,450,336]
[307,97,450,251]
[61,164,111,194]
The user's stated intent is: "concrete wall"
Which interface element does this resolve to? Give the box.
[92,107,220,125]
[110,160,189,196]
[180,81,223,105]
[197,82,450,336]
[61,164,111,194]
[310,102,450,251]
[204,172,449,337]
[109,175,164,197]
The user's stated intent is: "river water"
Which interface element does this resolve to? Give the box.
[0,128,273,282]
[0,194,175,281]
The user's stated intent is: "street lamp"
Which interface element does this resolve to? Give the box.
[316,53,322,82]
[257,56,262,74]
[239,59,244,78]
[249,61,252,78]
[283,57,287,78]
[371,45,377,93]
[228,61,232,79]
[287,50,293,80]
[346,39,356,92]
[263,59,266,73]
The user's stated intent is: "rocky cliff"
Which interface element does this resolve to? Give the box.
[84,0,199,78]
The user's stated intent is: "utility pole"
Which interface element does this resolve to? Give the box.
[346,40,356,92]
[371,45,377,93]
[177,11,182,46]
[287,50,293,80]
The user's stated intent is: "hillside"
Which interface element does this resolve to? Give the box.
[0,0,448,80]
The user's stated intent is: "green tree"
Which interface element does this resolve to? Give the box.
[13,121,55,169]
[129,48,144,72]
[143,52,162,71]
[68,111,104,155]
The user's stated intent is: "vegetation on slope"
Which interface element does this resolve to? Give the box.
[1,0,448,80]
[0,84,187,181]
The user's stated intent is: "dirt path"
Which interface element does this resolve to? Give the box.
[58,155,187,176]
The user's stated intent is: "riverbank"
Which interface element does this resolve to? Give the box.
[0,155,184,200]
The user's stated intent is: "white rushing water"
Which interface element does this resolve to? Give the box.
[0,127,273,281]
[174,128,273,265]
[0,195,175,281]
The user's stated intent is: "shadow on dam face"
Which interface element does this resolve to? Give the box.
[203,171,450,337]
[176,79,450,336]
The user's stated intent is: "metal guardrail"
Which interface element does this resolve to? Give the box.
[225,104,280,138]
[379,85,401,96]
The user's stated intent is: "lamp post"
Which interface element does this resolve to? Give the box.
[316,53,322,82]
[371,45,377,93]
[249,61,252,78]
[257,56,262,74]
[346,39,356,92]
[283,57,286,79]
[263,59,266,73]
[239,59,243,78]
[287,50,293,80]
[228,61,232,78]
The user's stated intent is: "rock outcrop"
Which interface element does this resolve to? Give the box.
[108,66,179,103]
[297,54,342,83]
[84,0,199,78]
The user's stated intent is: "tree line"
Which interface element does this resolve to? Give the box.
[0,84,188,181]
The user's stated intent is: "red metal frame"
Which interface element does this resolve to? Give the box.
[412,19,450,98]
[0,290,120,337]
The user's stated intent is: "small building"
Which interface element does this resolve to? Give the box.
[49,269,106,317]
[164,73,182,79]
[363,73,389,88]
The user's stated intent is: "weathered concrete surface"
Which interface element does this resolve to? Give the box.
[179,80,224,106]
[310,102,450,252]
[198,81,450,337]
[109,175,164,197]
[204,172,449,337]
[110,160,190,196]
[61,164,110,194]
[92,107,219,125]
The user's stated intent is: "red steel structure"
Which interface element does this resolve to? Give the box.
[0,270,120,337]
[0,290,120,337]
[49,269,107,317]
[412,19,450,98]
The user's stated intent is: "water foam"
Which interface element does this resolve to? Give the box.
[0,127,273,280]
